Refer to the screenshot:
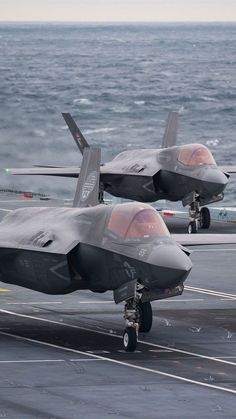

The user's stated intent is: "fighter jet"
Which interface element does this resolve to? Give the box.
[2,147,236,351]
[8,112,236,234]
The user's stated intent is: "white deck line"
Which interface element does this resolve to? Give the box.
[0,308,236,367]
[0,330,235,396]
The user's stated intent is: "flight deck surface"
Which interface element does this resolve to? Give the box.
[0,215,235,418]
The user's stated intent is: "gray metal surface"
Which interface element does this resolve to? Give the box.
[8,112,230,206]
[0,201,192,296]
[0,145,193,300]
[161,111,178,148]
[0,218,235,418]
[9,147,229,204]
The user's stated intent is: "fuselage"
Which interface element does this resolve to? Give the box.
[101,143,228,205]
[0,203,192,297]
[10,143,228,208]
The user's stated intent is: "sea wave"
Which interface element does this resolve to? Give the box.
[206,139,220,147]
[200,96,219,102]
[73,98,92,105]
[33,129,46,137]
[134,100,145,105]
[84,127,116,135]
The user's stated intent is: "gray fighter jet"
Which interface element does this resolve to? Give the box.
[2,148,236,351]
[8,112,236,233]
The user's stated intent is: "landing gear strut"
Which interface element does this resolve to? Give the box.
[188,196,211,234]
[123,298,139,352]
[123,297,153,352]
[188,199,200,234]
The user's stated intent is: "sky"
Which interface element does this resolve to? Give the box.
[0,0,236,22]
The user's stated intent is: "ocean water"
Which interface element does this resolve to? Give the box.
[0,23,236,203]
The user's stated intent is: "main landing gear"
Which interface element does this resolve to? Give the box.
[123,298,153,352]
[188,198,211,234]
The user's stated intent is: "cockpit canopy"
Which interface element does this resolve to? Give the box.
[107,203,170,239]
[178,144,216,166]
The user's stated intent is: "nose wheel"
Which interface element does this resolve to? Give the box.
[123,298,153,352]
[123,326,138,352]
[188,220,198,234]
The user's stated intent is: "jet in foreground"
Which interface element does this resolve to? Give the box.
[2,148,236,351]
[8,112,235,233]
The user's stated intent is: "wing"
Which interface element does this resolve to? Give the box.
[219,165,236,174]
[173,233,236,247]
[62,112,89,154]
[7,112,91,177]
[73,147,101,208]
[0,208,12,223]
[0,208,12,216]
[161,111,178,148]
[5,167,80,178]
[33,164,65,168]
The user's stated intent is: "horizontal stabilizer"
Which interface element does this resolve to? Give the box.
[162,111,178,148]
[73,147,101,208]
[62,113,89,154]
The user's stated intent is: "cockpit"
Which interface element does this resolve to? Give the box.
[107,203,170,239]
[178,144,216,167]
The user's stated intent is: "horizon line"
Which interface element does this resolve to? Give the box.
[0,20,236,24]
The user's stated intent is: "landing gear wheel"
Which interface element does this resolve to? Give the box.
[188,220,197,234]
[123,327,137,352]
[200,207,211,229]
[138,301,153,333]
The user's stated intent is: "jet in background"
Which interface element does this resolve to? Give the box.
[8,112,236,233]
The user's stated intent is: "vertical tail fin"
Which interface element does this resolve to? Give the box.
[62,113,89,155]
[161,111,178,148]
[73,147,101,208]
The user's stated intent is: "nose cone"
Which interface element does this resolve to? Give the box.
[146,244,192,289]
[202,169,228,195]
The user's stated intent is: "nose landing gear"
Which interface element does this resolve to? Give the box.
[123,297,153,352]
[188,200,200,234]
[188,197,211,234]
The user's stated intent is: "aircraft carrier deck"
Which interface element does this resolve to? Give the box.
[0,203,235,418]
